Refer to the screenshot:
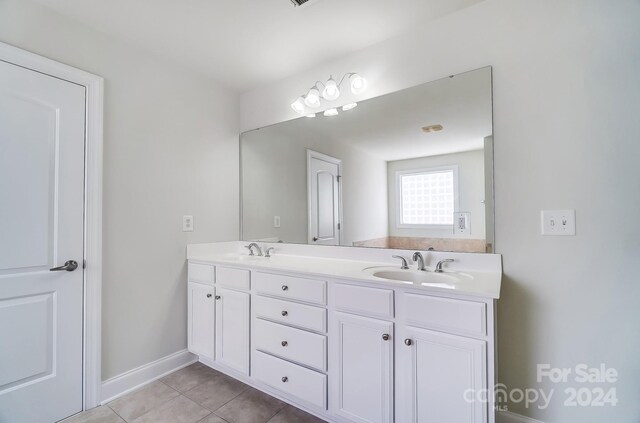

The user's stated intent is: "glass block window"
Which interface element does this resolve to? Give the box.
[398,167,457,226]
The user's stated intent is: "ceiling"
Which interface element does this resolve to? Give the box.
[31,0,484,92]
[244,67,492,162]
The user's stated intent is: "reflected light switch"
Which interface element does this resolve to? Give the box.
[274,216,281,228]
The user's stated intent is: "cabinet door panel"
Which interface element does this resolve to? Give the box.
[332,312,393,423]
[187,282,215,360]
[215,288,250,374]
[397,326,487,423]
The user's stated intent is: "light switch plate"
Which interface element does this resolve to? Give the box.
[454,212,471,235]
[183,215,194,232]
[541,210,575,236]
[274,216,281,228]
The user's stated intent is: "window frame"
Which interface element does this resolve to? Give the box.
[395,165,459,229]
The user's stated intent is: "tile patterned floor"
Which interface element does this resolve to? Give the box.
[63,363,326,423]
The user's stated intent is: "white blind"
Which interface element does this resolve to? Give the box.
[400,170,455,225]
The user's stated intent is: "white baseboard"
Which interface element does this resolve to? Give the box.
[498,410,546,423]
[100,349,197,404]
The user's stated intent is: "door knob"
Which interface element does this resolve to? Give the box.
[281,285,288,291]
[382,334,390,341]
[206,293,212,298]
[404,339,413,346]
[281,311,288,316]
[215,295,221,300]
[281,376,288,383]
[50,260,78,272]
[281,341,288,347]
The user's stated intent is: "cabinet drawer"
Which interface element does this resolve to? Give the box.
[188,262,214,285]
[253,295,327,333]
[334,283,394,319]
[252,350,327,410]
[253,318,327,371]
[253,272,326,305]
[216,266,250,291]
[403,293,487,337]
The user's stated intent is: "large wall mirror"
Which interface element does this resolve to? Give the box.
[241,67,494,253]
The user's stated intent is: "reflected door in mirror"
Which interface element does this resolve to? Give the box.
[308,150,342,245]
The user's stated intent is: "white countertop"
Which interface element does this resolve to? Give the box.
[187,242,502,299]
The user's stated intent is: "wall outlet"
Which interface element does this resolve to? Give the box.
[541,210,575,236]
[183,215,194,232]
[454,212,471,235]
[274,216,281,228]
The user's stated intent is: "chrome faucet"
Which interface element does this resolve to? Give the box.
[435,259,454,273]
[412,252,426,271]
[392,255,409,270]
[265,247,275,258]
[245,243,263,256]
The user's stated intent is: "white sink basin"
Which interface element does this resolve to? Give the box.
[364,266,473,287]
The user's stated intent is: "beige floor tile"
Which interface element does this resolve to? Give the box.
[107,380,179,421]
[197,414,229,423]
[161,363,220,393]
[61,406,125,423]
[214,387,286,423]
[267,405,326,423]
[184,373,249,411]
[132,395,211,423]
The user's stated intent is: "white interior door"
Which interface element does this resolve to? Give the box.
[0,59,86,422]
[308,150,341,246]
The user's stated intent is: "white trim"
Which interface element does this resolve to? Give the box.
[0,42,104,410]
[101,349,197,404]
[395,164,459,229]
[497,410,546,423]
[306,149,343,245]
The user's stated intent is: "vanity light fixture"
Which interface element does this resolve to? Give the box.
[323,108,339,117]
[291,72,367,115]
[342,103,358,111]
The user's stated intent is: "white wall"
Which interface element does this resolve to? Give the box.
[387,149,486,240]
[241,121,388,246]
[240,1,640,421]
[0,0,239,380]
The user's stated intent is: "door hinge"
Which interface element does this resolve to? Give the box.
[337,223,341,230]
[337,175,342,182]
[83,259,87,269]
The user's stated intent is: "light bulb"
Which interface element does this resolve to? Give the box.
[291,97,305,114]
[323,108,339,117]
[304,87,321,108]
[349,74,368,94]
[322,77,340,101]
[342,103,358,111]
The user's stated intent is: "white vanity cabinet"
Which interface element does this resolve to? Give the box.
[187,281,215,360]
[331,312,394,423]
[395,326,487,423]
[187,263,250,376]
[187,258,497,423]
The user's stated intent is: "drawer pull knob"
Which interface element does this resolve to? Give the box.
[215,295,221,300]
[281,310,288,316]
[281,285,289,291]
[281,341,288,347]
[206,293,212,298]
[404,338,413,346]
[281,376,288,383]
[382,334,390,341]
